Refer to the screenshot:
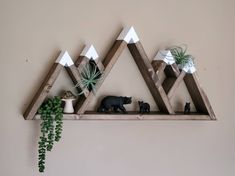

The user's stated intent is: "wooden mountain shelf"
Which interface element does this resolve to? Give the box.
[23,26,216,121]
[33,112,211,120]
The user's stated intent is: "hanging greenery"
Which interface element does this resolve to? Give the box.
[75,60,103,95]
[38,96,63,172]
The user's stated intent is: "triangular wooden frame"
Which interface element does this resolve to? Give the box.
[152,60,215,119]
[23,51,87,120]
[24,27,216,120]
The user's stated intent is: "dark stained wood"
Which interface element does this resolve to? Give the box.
[65,65,89,97]
[75,56,87,67]
[162,77,176,94]
[103,40,127,68]
[184,73,216,120]
[128,42,175,114]
[24,32,216,120]
[164,63,180,77]
[75,94,88,114]
[23,63,63,120]
[33,112,213,120]
[151,60,166,85]
[158,62,215,119]
[167,71,186,99]
[96,61,104,71]
[152,62,186,100]
[152,60,166,76]
[74,40,127,114]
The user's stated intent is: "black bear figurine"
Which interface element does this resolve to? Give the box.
[138,101,150,114]
[97,96,132,113]
[184,102,191,114]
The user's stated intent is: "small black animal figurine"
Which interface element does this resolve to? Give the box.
[184,102,191,114]
[138,101,150,114]
[97,96,132,113]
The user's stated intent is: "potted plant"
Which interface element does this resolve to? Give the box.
[168,45,191,67]
[61,90,76,113]
[168,45,196,73]
[37,96,63,172]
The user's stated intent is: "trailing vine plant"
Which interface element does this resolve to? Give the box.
[38,96,63,172]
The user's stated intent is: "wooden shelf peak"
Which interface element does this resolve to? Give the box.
[24,26,216,120]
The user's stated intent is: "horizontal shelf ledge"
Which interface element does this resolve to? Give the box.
[33,111,215,120]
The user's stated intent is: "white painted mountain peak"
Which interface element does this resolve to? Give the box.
[154,50,175,65]
[80,45,99,60]
[117,26,139,43]
[55,51,74,67]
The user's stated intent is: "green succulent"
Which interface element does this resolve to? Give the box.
[169,45,193,67]
[75,60,103,95]
[38,96,63,172]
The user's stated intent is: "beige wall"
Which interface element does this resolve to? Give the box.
[1,0,235,175]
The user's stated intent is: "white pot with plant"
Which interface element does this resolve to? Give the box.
[61,91,76,113]
[169,45,196,73]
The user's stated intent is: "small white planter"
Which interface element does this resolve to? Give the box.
[179,57,196,74]
[62,99,75,113]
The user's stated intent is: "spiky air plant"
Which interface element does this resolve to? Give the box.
[169,45,194,68]
[75,60,103,95]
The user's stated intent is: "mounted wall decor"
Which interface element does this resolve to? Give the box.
[23,26,216,120]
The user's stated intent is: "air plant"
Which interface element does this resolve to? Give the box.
[168,45,194,68]
[75,60,103,95]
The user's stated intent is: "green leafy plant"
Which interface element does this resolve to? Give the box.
[38,96,63,172]
[169,45,194,68]
[75,60,103,95]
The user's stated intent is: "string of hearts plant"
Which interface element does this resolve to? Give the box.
[38,96,63,172]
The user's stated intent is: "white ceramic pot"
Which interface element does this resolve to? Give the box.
[62,98,75,113]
